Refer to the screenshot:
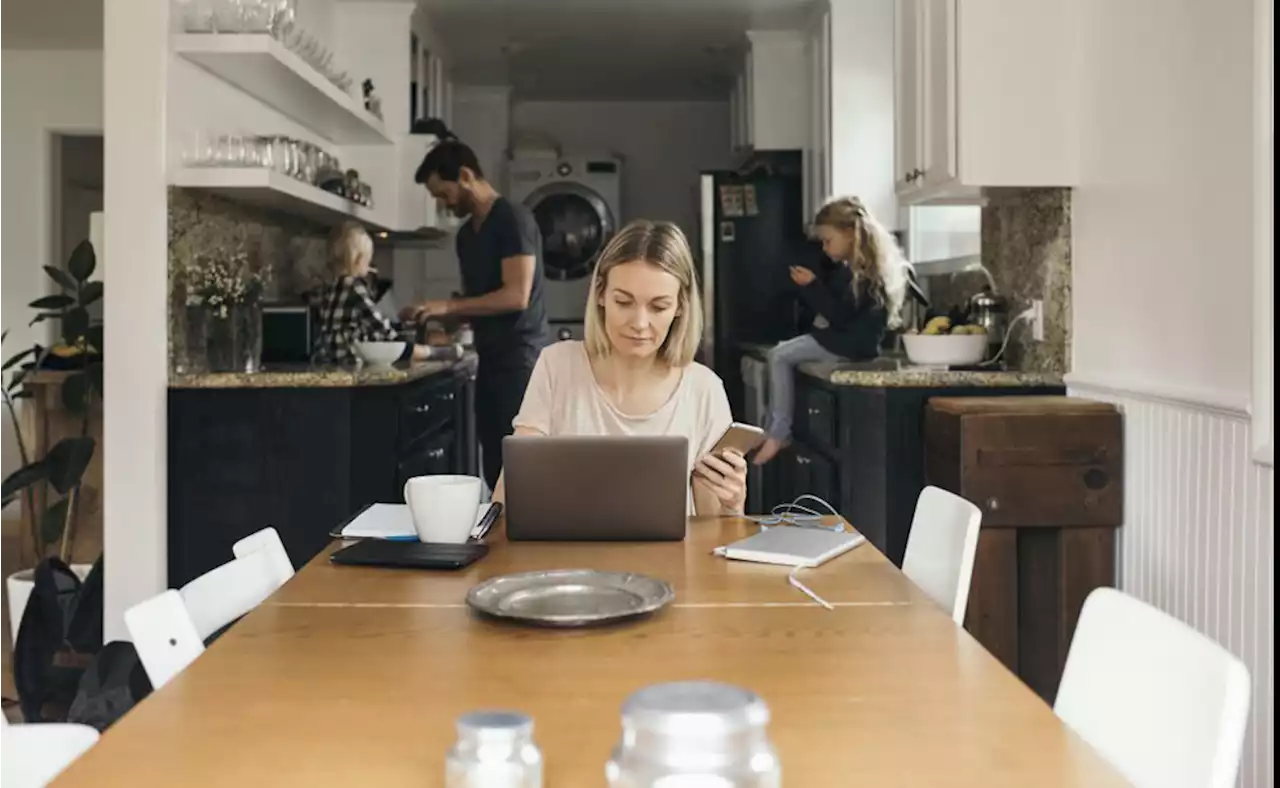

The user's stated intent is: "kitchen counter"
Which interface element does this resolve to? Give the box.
[168,353,476,389]
[799,362,1064,388]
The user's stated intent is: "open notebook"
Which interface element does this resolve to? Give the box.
[330,503,501,541]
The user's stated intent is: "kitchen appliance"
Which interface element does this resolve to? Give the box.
[509,152,622,323]
[967,288,1009,358]
[261,304,312,363]
[699,163,814,417]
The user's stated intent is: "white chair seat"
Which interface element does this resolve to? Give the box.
[1,719,100,788]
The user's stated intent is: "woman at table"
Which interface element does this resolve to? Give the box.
[492,219,746,516]
[311,221,433,364]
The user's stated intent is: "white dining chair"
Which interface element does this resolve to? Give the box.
[232,526,295,588]
[1054,587,1251,788]
[900,486,982,624]
[1,716,100,788]
[125,538,286,689]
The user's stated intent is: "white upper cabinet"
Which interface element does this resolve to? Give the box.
[895,0,1081,204]
[731,31,808,152]
[802,9,832,223]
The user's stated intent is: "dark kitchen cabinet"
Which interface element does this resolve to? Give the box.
[168,364,477,586]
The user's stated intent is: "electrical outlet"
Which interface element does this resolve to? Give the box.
[1030,299,1045,342]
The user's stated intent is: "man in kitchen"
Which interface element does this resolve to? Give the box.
[402,140,550,491]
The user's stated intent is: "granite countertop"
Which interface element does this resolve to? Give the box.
[799,360,1063,388]
[169,353,477,389]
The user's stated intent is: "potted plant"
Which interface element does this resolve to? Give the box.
[2,240,103,644]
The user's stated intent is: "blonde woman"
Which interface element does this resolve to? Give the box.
[311,222,432,364]
[754,196,915,464]
[494,220,746,516]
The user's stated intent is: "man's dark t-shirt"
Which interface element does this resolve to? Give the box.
[456,197,549,363]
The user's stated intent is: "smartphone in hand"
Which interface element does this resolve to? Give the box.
[711,422,767,457]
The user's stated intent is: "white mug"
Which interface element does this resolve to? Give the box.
[402,475,483,544]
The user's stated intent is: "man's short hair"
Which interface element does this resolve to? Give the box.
[414,140,484,184]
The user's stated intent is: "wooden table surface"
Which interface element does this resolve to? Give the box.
[54,518,1128,787]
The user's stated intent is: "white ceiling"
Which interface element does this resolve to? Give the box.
[419,0,818,101]
[2,0,103,49]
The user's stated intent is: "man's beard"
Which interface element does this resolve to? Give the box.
[451,193,474,218]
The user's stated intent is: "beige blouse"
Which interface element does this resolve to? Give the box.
[512,341,733,513]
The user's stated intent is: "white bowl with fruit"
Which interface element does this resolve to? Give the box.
[901,317,989,366]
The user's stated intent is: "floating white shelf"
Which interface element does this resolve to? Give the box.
[173,34,393,145]
[170,167,390,230]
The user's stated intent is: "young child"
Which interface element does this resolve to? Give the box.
[311,222,429,364]
[754,196,914,464]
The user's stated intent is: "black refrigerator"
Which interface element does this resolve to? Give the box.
[697,168,818,419]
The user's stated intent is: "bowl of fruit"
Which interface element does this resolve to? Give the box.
[901,316,988,366]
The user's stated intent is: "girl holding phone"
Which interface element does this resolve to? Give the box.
[754,196,915,465]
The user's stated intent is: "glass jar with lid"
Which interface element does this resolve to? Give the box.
[445,710,542,788]
[606,681,780,788]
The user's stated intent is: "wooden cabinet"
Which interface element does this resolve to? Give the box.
[894,0,1081,204]
[167,366,476,586]
[924,396,1123,703]
[730,31,808,153]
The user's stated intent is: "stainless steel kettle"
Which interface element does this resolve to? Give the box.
[967,288,1009,356]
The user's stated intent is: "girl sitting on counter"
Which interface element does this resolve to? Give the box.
[753,196,915,465]
[311,222,433,364]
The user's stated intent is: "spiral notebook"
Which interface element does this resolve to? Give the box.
[714,525,865,568]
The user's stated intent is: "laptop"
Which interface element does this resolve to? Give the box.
[502,435,689,541]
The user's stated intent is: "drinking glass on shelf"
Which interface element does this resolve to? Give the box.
[181,130,215,168]
[178,0,216,33]
[240,0,274,33]
[211,0,244,33]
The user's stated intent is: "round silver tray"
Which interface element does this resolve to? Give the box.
[465,569,675,627]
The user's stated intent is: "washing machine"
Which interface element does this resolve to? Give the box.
[509,152,622,333]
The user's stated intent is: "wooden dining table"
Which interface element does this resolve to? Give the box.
[53,517,1128,786]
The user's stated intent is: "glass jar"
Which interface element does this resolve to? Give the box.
[606,682,780,788]
[204,298,262,373]
[445,711,542,788]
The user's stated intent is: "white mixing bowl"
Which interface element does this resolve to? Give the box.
[354,341,405,366]
[901,333,987,366]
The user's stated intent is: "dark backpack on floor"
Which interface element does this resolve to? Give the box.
[14,556,104,722]
[66,640,153,731]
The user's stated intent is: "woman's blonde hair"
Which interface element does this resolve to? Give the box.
[328,221,373,277]
[813,196,913,329]
[583,220,703,367]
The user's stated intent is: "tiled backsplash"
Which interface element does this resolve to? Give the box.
[922,187,1071,373]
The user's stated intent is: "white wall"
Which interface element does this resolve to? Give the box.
[0,49,104,481]
[1069,1,1273,786]
[509,101,733,244]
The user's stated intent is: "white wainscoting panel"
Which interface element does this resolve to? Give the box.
[1068,380,1274,788]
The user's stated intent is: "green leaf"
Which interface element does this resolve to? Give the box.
[78,281,103,307]
[62,308,90,345]
[45,437,94,495]
[40,497,71,545]
[68,240,96,282]
[28,313,56,327]
[44,266,78,292]
[2,461,46,501]
[30,295,74,310]
[10,390,33,400]
[87,324,104,355]
[2,348,34,372]
[62,371,91,413]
